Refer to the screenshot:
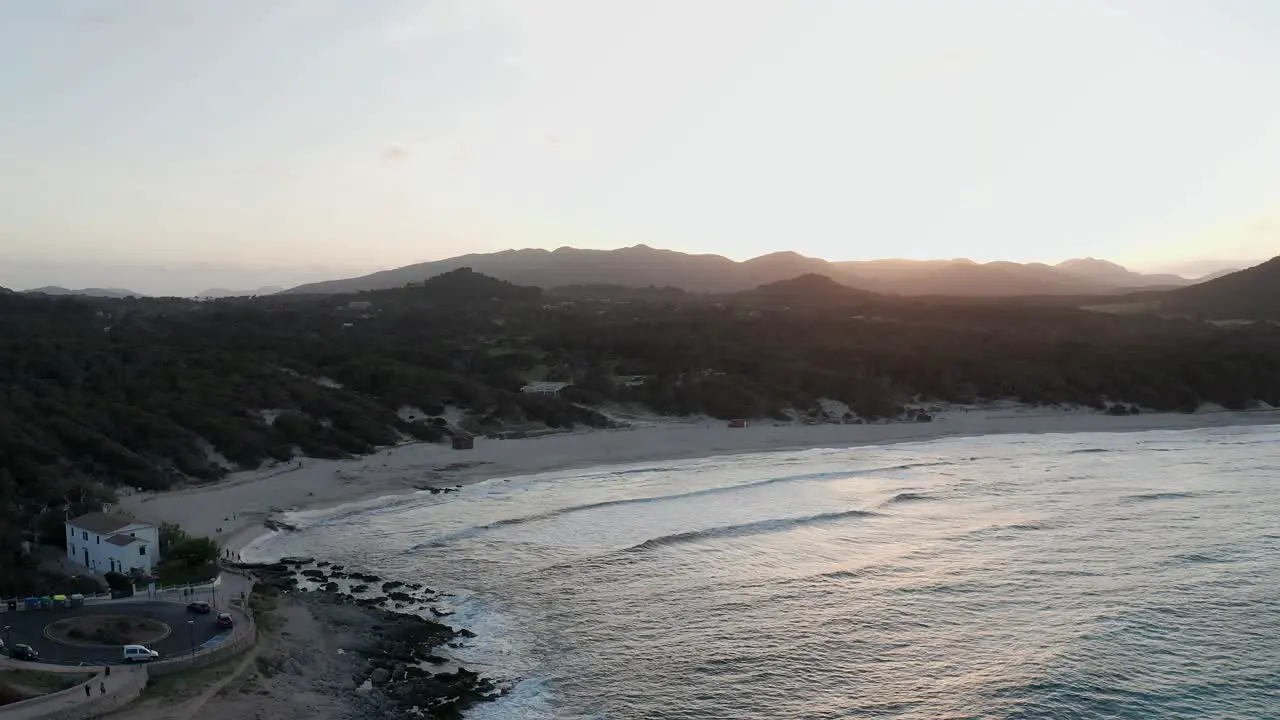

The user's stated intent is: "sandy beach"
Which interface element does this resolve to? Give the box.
[117,405,1280,552]
[102,405,1280,720]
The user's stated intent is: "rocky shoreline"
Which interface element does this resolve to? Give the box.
[239,558,502,719]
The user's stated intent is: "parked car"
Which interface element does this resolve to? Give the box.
[216,612,234,630]
[11,644,38,661]
[122,645,159,663]
[186,601,212,614]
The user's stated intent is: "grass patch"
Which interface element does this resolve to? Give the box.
[48,615,170,646]
[248,585,282,632]
[0,670,95,706]
[141,658,240,701]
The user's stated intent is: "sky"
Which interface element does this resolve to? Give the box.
[1,0,1278,294]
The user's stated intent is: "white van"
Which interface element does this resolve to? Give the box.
[122,645,159,663]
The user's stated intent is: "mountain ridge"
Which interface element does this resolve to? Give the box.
[281,246,1210,298]
[23,286,148,298]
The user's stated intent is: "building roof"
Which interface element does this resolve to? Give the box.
[67,512,145,535]
[521,381,570,392]
[105,534,141,547]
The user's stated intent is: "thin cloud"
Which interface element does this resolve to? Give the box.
[380,146,410,162]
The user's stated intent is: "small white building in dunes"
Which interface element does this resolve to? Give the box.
[65,512,160,576]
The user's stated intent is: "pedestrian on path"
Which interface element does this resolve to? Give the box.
[85,685,91,697]
[100,681,106,695]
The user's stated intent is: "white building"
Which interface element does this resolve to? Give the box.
[520,381,570,395]
[65,512,160,576]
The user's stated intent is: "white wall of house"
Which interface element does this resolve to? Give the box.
[66,522,158,575]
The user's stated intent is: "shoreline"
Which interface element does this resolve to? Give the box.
[117,405,1280,555]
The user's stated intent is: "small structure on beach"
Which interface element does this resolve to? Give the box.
[451,433,475,450]
[520,381,570,396]
[728,419,749,428]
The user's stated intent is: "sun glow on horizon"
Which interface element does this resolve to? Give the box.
[0,0,1278,274]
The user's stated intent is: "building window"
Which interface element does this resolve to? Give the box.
[82,531,88,541]
[139,546,146,556]
[68,527,73,536]
[96,536,100,544]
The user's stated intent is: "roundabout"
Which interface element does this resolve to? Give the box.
[44,615,172,647]
[1,601,227,665]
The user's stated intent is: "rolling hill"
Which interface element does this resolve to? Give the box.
[1162,256,1280,319]
[23,286,147,298]
[281,246,1203,298]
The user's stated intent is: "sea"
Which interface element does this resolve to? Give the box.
[245,424,1280,719]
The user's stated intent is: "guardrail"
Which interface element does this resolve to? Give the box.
[1,577,223,613]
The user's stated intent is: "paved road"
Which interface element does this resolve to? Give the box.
[0,601,228,665]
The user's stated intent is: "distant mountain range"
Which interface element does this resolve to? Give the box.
[19,285,286,299]
[281,246,1229,298]
[22,286,147,298]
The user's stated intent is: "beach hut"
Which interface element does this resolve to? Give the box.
[451,433,475,450]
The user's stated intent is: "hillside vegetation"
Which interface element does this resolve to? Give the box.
[2,268,1280,594]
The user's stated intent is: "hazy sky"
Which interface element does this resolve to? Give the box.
[2,0,1278,291]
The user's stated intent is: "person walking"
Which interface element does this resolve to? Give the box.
[99,681,106,695]
[85,684,91,698]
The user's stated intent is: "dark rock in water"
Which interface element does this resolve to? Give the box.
[316,561,330,568]
[458,629,477,638]
[296,582,497,719]
[388,591,414,603]
[301,569,327,579]
[406,583,422,590]
[331,564,344,571]
[381,581,404,591]
[324,582,340,593]
[281,556,314,565]
[329,571,347,579]
[428,607,453,618]
[351,584,369,594]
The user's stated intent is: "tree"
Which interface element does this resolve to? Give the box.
[167,537,219,567]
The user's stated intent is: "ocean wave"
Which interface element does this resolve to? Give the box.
[413,461,950,550]
[1121,491,1198,503]
[622,509,880,553]
[883,491,934,505]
